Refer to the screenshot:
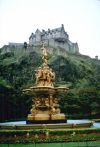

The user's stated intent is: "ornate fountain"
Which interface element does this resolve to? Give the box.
[24,44,69,124]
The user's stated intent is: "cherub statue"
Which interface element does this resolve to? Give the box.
[35,67,43,85]
[41,46,48,65]
[47,68,55,86]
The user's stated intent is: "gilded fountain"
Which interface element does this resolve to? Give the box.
[23,44,69,124]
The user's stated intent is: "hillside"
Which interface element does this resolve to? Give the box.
[0,46,100,122]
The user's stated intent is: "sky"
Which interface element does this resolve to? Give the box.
[0,0,100,58]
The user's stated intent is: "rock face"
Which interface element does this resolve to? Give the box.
[29,24,79,54]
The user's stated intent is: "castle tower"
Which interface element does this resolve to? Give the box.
[35,29,41,42]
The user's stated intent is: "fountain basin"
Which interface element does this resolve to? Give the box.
[0,120,94,130]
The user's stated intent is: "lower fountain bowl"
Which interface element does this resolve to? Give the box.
[0,120,94,130]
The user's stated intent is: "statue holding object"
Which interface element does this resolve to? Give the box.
[35,44,55,87]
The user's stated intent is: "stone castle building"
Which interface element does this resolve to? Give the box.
[29,24,79,54]
[1,24,79,56]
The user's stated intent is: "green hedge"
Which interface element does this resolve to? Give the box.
[0,128,100,136]
[0,134,100,144]
[49,128,100,135]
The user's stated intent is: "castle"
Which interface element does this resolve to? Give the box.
[1,24,79,55]
[29,24,79,54]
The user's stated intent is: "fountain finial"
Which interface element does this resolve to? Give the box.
[41,41,48,65]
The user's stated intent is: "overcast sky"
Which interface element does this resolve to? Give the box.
[0,0,100,58]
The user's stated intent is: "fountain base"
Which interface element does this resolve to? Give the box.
[26,119,67,124]
[27,113,66,124]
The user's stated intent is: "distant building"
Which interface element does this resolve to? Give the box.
[9,42,24,48]
[95,55,98,60]
[29,24,79,54]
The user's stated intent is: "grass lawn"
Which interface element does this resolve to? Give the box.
[0,141,100,147]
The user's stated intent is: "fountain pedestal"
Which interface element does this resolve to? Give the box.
[25,86,68,124]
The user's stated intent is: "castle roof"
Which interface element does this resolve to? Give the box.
[43,24,65,34]
[29,24,68,39]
